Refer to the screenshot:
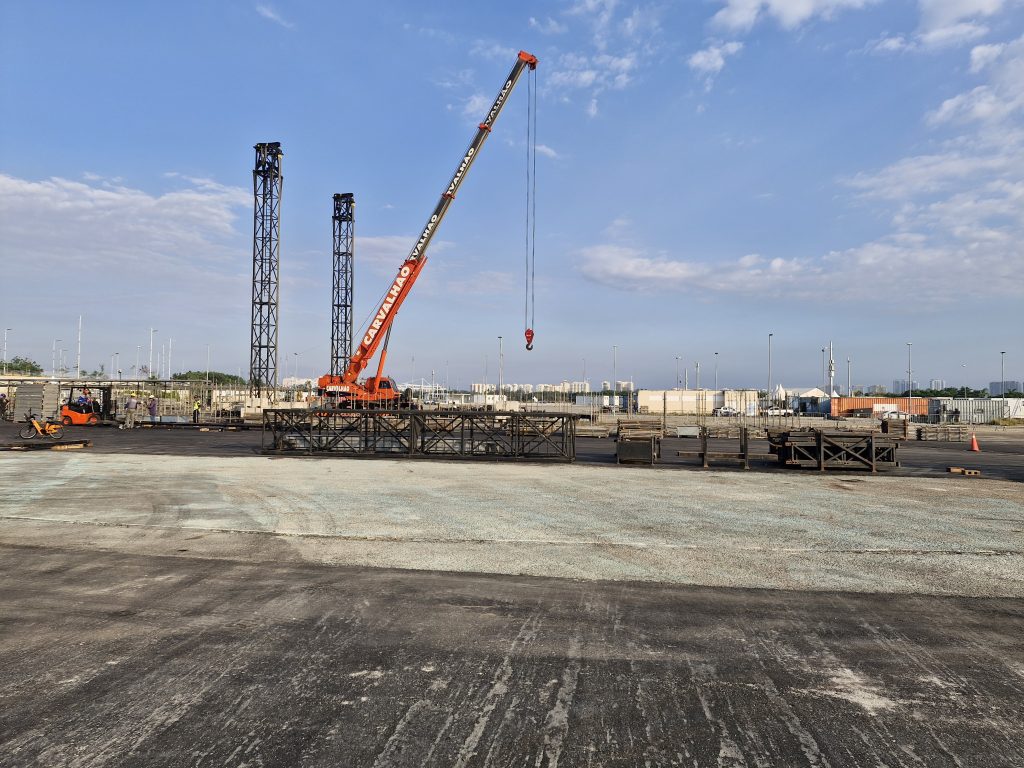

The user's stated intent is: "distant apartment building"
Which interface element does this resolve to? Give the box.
[928,379,946,390]
[867,385,887,395]
[470,383,495,394]
[615,380,635,392]
[600,380,611,391]
[990,380,1022,395]
[892,379,920,393]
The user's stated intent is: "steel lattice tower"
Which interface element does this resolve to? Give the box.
[331,193,355,376]
[249,142,283,397]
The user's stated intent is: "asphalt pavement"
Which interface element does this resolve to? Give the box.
[2,545,1022,767]
[1,420,1022,766]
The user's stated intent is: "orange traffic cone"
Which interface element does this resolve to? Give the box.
[969,433,980,452]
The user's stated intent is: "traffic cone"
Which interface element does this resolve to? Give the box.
[969,433,980,452]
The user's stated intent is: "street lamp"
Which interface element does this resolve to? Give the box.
[714,352,719,391]
[52,338,62,378]
[695,361,701,390]
[613,345,618,413]
[767,333,773,409]
[149,328,158,378]
[2,328,9,376]
[907,342,913,400]
[675,356,681,388]
[497,336,503,404]
[961,363,967,399]
[821,347,826,393]
[1000,351,1006,397]
[847,357,851,396]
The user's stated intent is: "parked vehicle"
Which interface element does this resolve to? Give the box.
[712,406,739,416]
[879,410,911,420]
[763,407,794,416]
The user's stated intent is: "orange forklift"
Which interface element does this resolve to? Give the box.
[60,385,114,426]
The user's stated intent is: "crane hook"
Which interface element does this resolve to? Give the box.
[524,328,535,351]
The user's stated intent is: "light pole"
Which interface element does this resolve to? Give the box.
[206,344,211,383]
[714,352,719,391]
[149,328,157,379]
[907,342,913,400]
[695,361,701,390]
[1000,351,1006,397]
[613,345,618,413]
[135,345,141,380]
[2,328,9,376]
[767,333,773,409]
[115,352,120,380]
[582,358,587,393]
[962,364,967,399]
[52,338,62,378]
[821,347,826,393]
[497,336,503,403]
[847,357,851,396]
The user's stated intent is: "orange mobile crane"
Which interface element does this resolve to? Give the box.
[318,50,538,407]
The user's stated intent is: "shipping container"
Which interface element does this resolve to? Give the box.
[830,396,929,418]
[929,398,1021,424]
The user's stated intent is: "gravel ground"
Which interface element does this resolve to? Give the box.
[2,452,1021,597]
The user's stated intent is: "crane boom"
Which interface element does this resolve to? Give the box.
[325,50,537,398]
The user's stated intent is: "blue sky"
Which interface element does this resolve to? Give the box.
[1,0,1021,391]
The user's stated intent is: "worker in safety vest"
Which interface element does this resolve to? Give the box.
[192,400,201,424]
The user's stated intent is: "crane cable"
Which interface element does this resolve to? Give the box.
[524,66,537,351]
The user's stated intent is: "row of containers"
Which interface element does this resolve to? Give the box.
[829,396,1024,423]
[631,390,1022,423]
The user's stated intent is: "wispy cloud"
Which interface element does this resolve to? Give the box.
[535,144,560,159]
[579,33,1024,304]
[712,0,879,32]
[255,4,294,29]
[529,16,568,35]
[0,173,252,328]
[688,41,744,89]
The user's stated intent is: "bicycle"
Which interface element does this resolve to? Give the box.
[19,412,65,440]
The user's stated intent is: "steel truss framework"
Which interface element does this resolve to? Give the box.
[263,409,576,461]
[771,430,899,472]
[331,193,354,376]
[250,142,283,397]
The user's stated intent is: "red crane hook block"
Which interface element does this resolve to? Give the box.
[524,328,535,351]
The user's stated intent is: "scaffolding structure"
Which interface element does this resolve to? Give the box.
[331,193,355,376]
[249,142,283,397]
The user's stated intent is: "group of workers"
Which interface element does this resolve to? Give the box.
[120,393,204,429]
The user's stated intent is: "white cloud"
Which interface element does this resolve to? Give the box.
[461,93,492,119]
[567,0,620,49]
[535,144,560,159]
[0,173,252,323]
[579,33,1024,304]
[712,0,879,32]
[586,98,599,118]
[529,16,567,35]
[919,21,988,46]
[469,40,518,61]
[688,41,744,82]
[918,0,1007,33]
[928,84,1020,124]
[970,41,1006,71]
[926,34,1024,125]
[255,4,294,29]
